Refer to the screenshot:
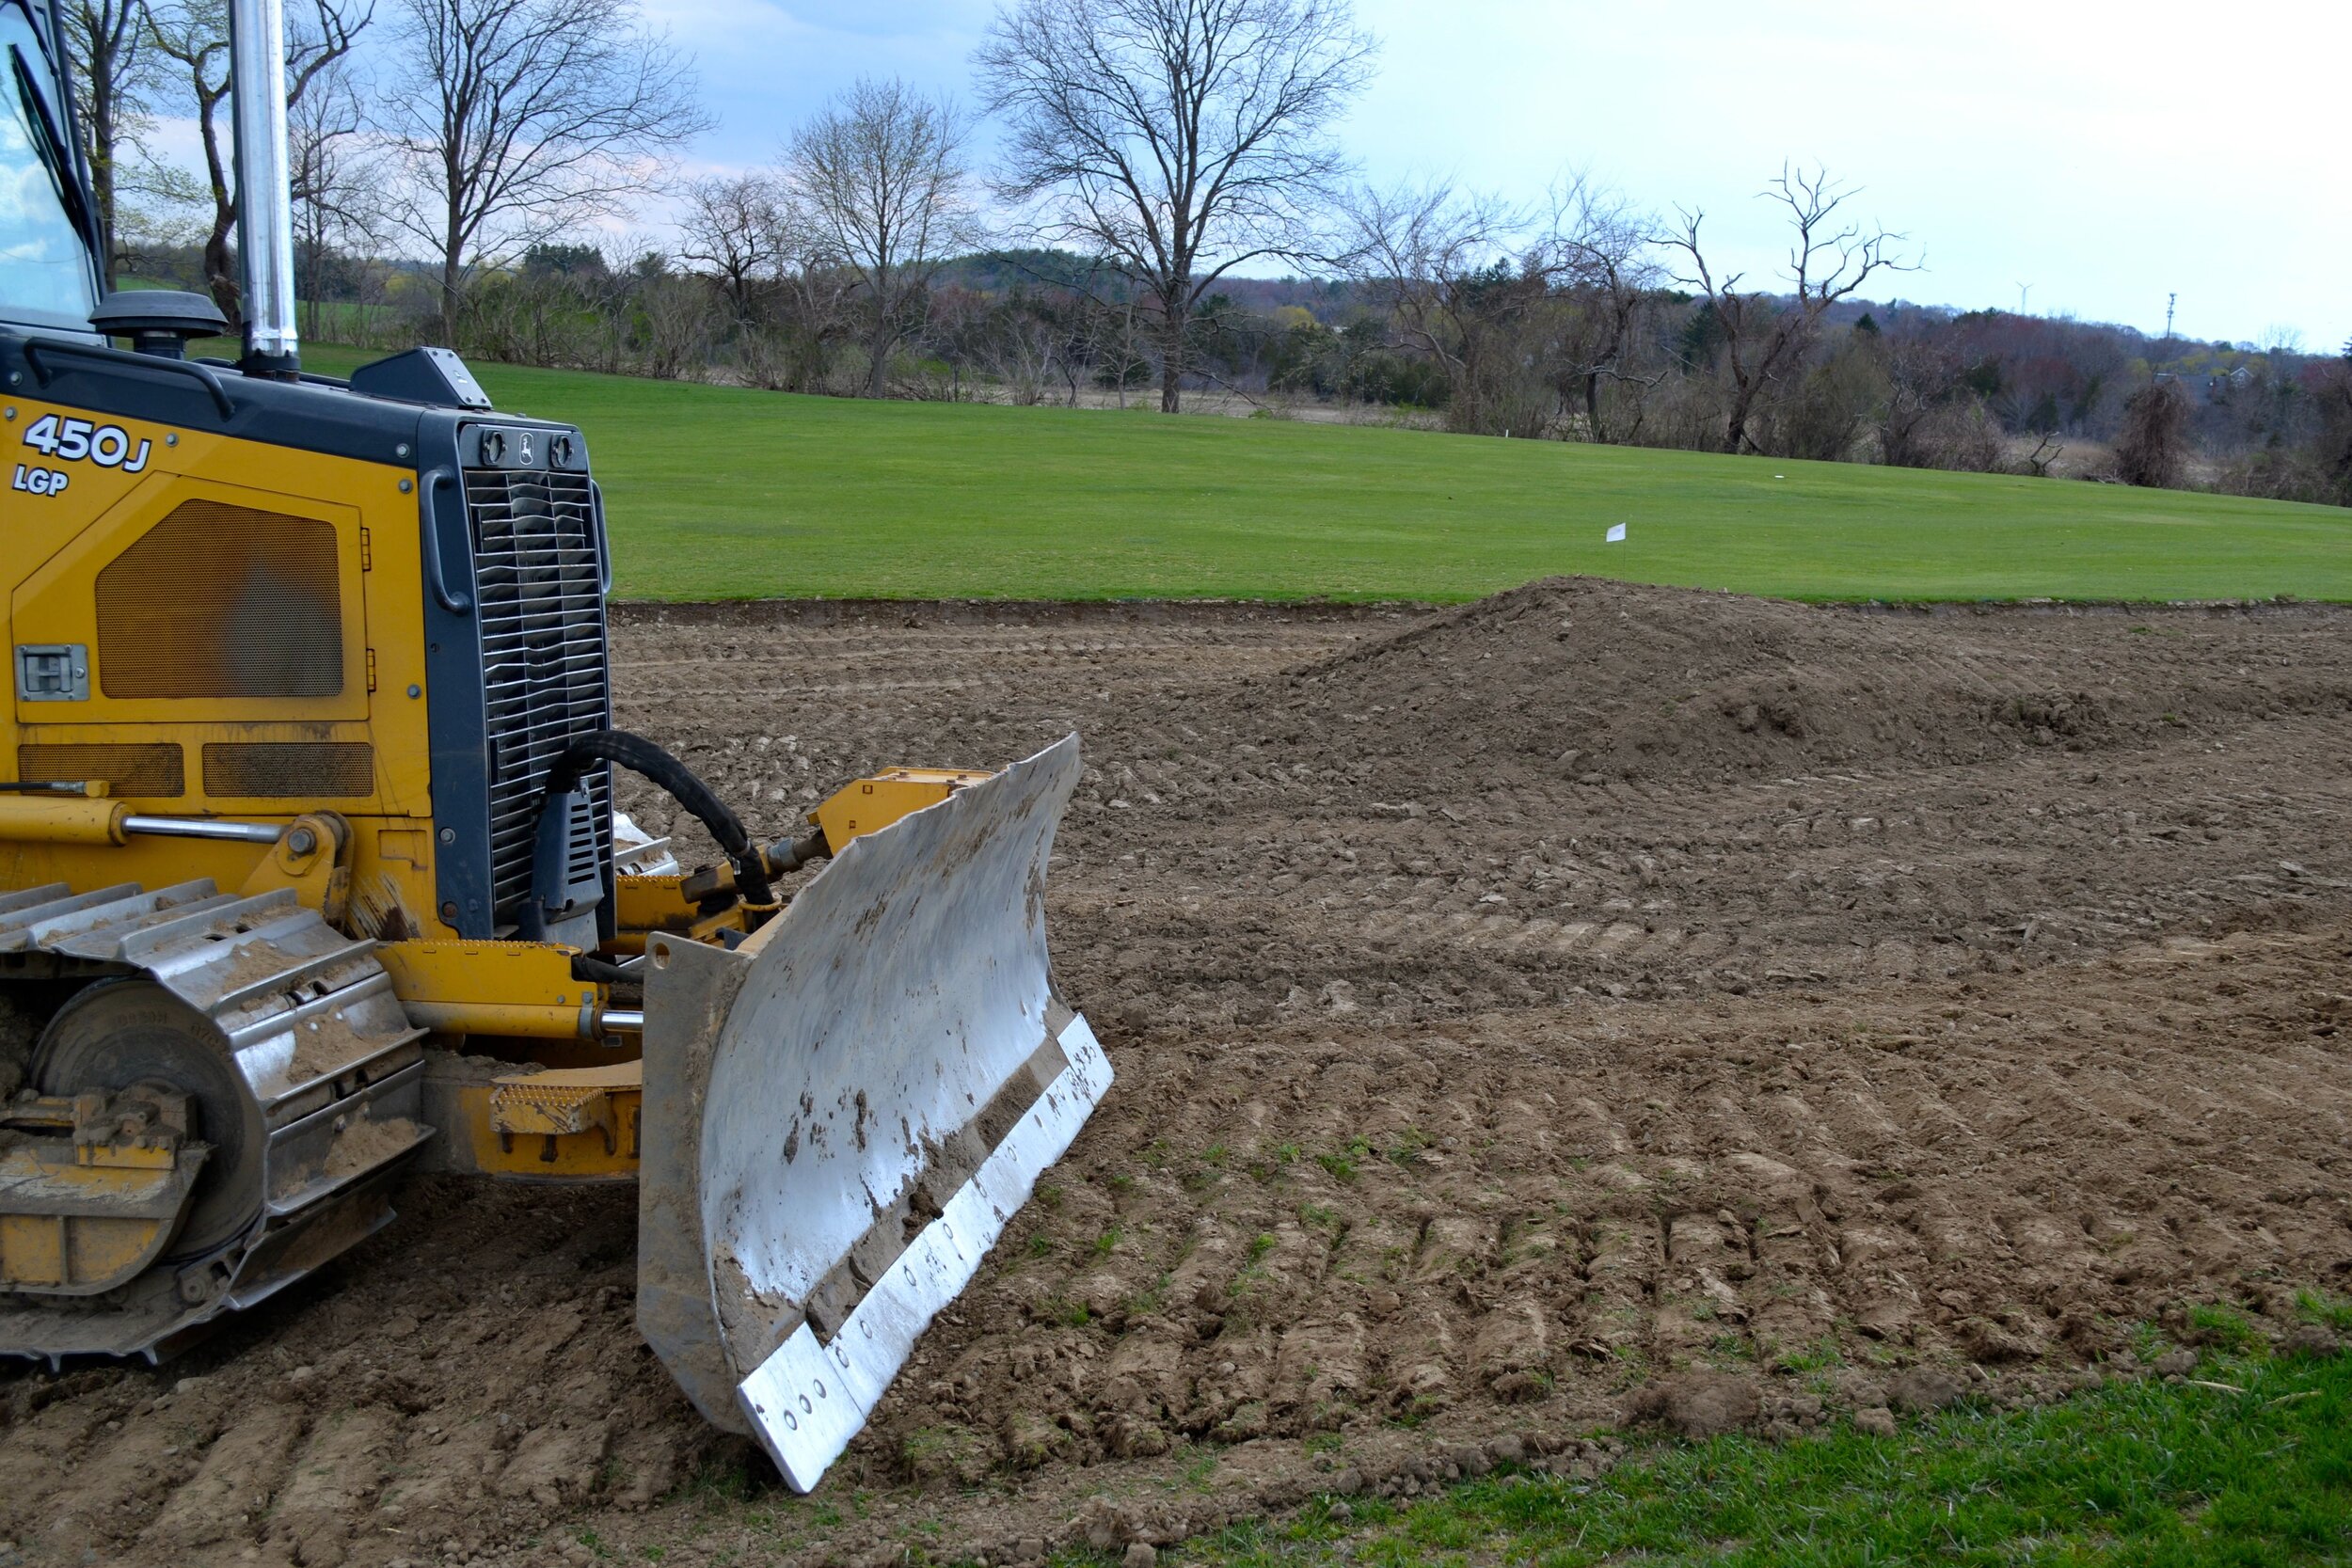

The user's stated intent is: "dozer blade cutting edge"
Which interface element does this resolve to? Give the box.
[636,734,1109,1491]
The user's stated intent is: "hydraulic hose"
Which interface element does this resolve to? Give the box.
[545,730,775,905]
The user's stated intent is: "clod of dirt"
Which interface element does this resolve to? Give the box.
[1886,1366,1972,1412]
[1959,1315,2044,1363]
[1449,1443,1494,1478]
[1626,1373,1759,1439]
[1852,1407,1899,1438]
[2152,1349,2199,1378]
[2280,1324,2344,1359]
[496,1418,611,1507]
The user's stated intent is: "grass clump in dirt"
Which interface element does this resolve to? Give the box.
[1315,1137,1373,1183]
[1163,1341,2352,1566]
[2296,1290,2352,1335]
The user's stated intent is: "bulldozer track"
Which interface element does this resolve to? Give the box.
[0,880,430,1363]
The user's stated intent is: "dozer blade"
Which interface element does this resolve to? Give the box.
[637,734,1109,1491]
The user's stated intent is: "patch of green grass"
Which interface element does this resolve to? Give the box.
[1126,1272,1171,1319]
[2187,1303,2266,1355]
[1229,1233,1281,1299]
[1093,1227,1123,1258]
[1315,1136,1375,1184]
[252,343,2352,604]
[681,1451,757,1508]
[1038,1296,1090,1329]
[1384,1129,1430,1168]
[1174,1345,2352,1566]
[2298,1291,2352,1334]
[1772,1337,1843,1374]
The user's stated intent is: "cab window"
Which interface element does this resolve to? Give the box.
[2,26,99,331]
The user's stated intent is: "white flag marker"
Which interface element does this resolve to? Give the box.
[1605,523,1628,544]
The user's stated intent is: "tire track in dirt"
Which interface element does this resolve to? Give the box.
[5,581,2350,1567]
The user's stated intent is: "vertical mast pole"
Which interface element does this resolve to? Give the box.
[228,0,300,373]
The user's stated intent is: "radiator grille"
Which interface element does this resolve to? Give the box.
[203,741,374,798]
[96,501,342,698]
[463,461,612,922]
[20,742,185,798]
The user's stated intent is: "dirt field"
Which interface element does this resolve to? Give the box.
[5,580,2350,1568]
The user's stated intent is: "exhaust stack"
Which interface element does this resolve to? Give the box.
[227,0,299,373]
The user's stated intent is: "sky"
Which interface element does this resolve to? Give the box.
[635,0,2350,351]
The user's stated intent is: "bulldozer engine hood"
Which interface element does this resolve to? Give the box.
[0,329,612,942]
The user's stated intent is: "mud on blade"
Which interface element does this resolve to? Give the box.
[636,734,1109,1491]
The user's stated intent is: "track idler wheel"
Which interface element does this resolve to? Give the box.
[33,979,262,1261]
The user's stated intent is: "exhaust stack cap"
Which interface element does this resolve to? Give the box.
[90,292,229,360]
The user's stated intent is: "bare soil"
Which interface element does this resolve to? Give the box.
[4,581,2349,1568]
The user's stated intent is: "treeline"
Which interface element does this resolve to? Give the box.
[159,226,2343,508]
[72,0,2350,505]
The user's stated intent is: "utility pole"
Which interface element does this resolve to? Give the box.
[2151,292,2180,386]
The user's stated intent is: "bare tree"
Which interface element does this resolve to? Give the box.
[785,77,980,398]
[727,216,859,393]
[1874,334,1963,468]
[980,293,1068,405]
[2113,378,2190,489]
[1663,164,1915,454]
[2316,351,2352,507]
[676,172,788,325]
[146,0,371,320]
[377,0,710,344]
[1541,174,1661,443]
[976,0,1376,413]
[1338,179,1549,432]
[1341,181,1514,374]
[287,50,379,339]
[60,0,162,284]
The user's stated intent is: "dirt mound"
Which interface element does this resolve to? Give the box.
[1234,578,2344,793]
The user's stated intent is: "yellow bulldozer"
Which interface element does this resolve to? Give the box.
[0,0,1106,1491]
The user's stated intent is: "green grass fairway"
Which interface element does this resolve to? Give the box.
[281,344,2349,603]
